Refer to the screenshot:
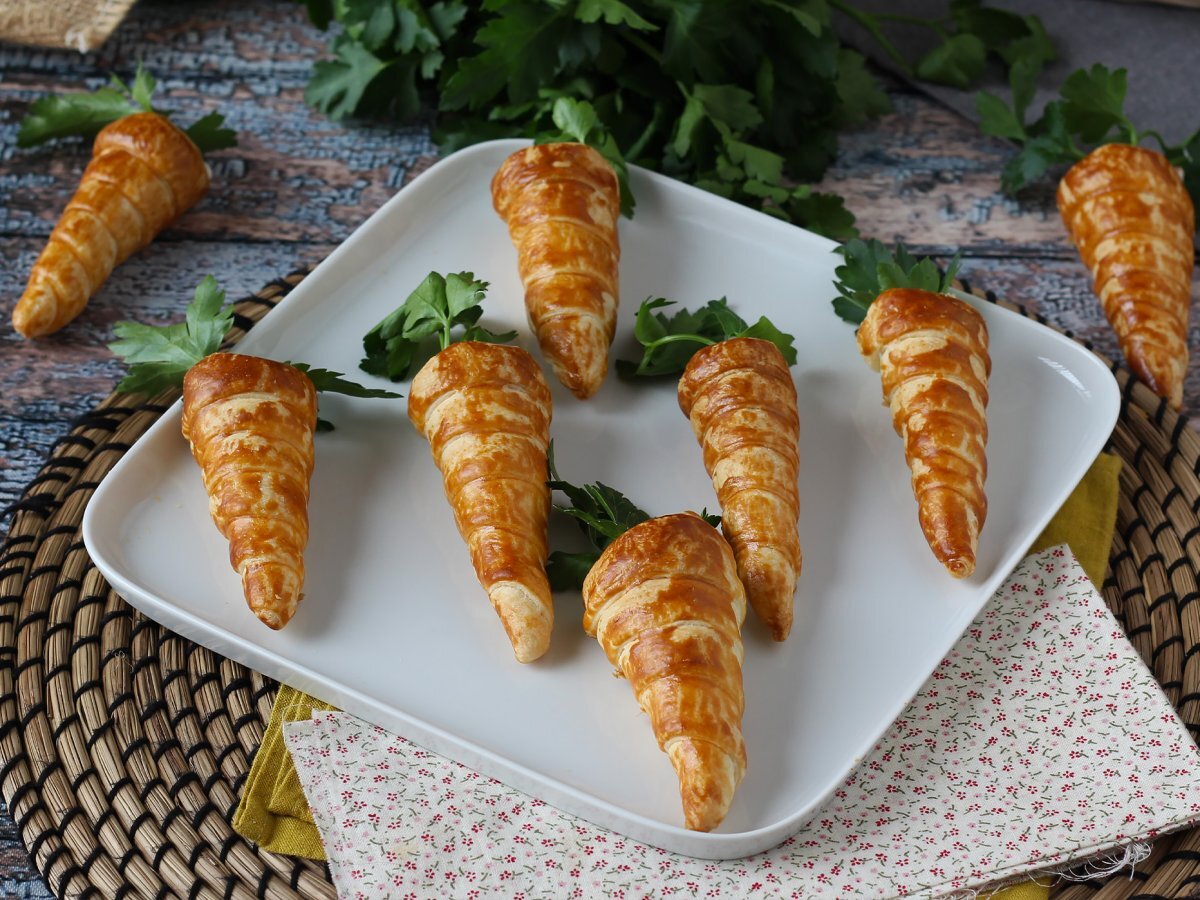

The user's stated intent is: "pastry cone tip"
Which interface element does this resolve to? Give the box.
[12,297,48,338]
[942,555,975,579]
[242,563,303,630]
[738,548,799,641]
[489,581,553,663]
[667,737,743,833]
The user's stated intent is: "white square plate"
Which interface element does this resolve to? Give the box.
[83,139,1120,859]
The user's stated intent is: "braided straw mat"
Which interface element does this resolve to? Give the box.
[1,269,1199,899]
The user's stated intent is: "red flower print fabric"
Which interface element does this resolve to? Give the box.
[284,548,1200,898]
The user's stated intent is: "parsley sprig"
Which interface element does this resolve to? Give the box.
[296,0,1051,240]
[18,64,236,154]
[109,276,400,414]
[545,444,719,591]
[617,298,797,379]
[359,271,517,381]
[832,0,1055,91]
[977,63,1200,207]
[537,97,634,218]
[831,239,962,325]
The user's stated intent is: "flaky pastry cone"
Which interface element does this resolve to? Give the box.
[583,512,747,832]
[1057,143,1196,408]
[491,143,621,399]
[678,337,801,641]
[857,289,990,579]
[408,341,555,662]
[14,112,210,338]
[181,352,317,630]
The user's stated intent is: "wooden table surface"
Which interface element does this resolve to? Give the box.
[0,1,1197,895]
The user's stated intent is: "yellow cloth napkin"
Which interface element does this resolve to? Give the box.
[231,686,336,859]
[233,452,1123,899]
[1029,451,1123,588]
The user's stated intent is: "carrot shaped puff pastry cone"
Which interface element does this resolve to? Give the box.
[111,275,397,629]
[857,288,990,578]
[678,337,801,641]
[1057,143,1196,409]
[582,512,747,832]
[183,353,317,629]
[408,341,555,662]
[16,112,209,337]
[491,143,621,399]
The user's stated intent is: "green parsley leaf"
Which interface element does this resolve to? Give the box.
[546,552,602,592]
[541,97,636,217]
[286,363,402,399]
[17,87,139,148]
[185,111,238,154]
[129,66,157,111]
[950,0,1030,50]
[830,240,962,325]
[1059,64,1134,145]
[977,91,1026,142]
[619,297,796,378]
[301,0,336,30]
[359,271,515,381]
[18,63,236,153]
[543,443,721,591]
[305,34,391,120]
[574,0,656,31]
[833,48,891,128]
[109,275,236,394]
[545,442,652,589]
[1169,129,1200,227]
[915,33,986,90]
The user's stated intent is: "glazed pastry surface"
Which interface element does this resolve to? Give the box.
[857,288,990,579]
[583,512,747,832]
[408,341,554,662]
[182,353,317,629]
[491,142,620,399]
[14,112,210,338]
[678,337,801,640]
[1057,142,1195,408]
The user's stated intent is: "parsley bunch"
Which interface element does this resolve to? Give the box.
[618,297,797,378]
[18,65,236,153]
[977,63,1200,207]
[545,444,719,591]
[830,239,962,325]
[296,0,1052,239]
[359,271,517,381]
[110,276,399,422]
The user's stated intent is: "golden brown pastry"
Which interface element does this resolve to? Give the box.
[491,142,621,399]
[1057,142,1195,408]
[181,352,317,630]
[14,111,211,338]
[408,341,555,662]
[678,337,801,641]
[857,288,990,578]
[583,512,747,832]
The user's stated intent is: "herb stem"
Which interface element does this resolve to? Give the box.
[647,333,717,350]
[620,30,662,66]
[1141,130,1170,153]
[828,0,914,76]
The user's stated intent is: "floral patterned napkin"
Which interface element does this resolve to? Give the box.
[283,547,1200,899]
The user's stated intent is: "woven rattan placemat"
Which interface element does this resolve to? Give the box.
[1,269,1198,899]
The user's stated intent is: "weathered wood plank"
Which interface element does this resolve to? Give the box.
[815,94,1075,255]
